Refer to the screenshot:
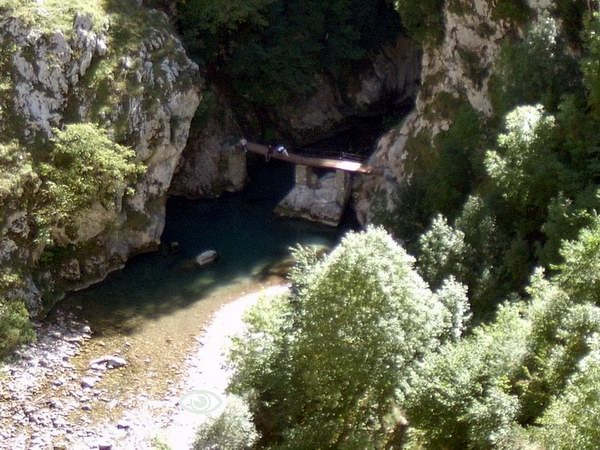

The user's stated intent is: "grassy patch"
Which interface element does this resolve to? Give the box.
[0,0,107,34]
[423,91,467,122]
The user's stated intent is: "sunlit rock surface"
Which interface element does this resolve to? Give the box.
[0,4,200,313]
[355,0,555,223]
[169,89,247,198]
[275,166,351,227]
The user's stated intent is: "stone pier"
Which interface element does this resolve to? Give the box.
[275,166,352,226]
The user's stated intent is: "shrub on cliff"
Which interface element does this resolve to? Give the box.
[229,226,469,448]
[0,298,35,358]
[38,123,144,232]
[490,13,582,119]
[393,0,445,44]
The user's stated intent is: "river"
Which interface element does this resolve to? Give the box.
[52,157,357,427]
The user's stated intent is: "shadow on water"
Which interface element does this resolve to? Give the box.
[59,157,358,337]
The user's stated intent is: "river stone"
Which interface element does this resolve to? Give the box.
[116,420,131,429]
[194,250,219,267]
[89,355,127,369]
[80,377,97,389]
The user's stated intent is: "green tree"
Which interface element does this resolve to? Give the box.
[405,301,530,449]
[556,215,600,302]
[230,227,469,448]
[490,13,582,119]
[485,105,562,214]
[583,12,600,118]
[194,395,260,450]
[535,338,600,449]
[418,214,466,289]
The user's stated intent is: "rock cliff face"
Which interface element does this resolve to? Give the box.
[0,4,199,314]
[169,90,246,198]
[275,167,351,227]
[270,34,422,145]
[355,0,552,223]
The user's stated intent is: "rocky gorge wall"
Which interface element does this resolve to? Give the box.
[0,2,199,316]
[268,34,422,145]
[355,0,554,224]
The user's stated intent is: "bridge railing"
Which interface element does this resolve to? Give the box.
[281,146,371,163]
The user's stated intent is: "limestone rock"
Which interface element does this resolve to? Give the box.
[170,89,247,198]
[270,35,421,144]
[194,250,219,267]
[80,377,97,389]
[275,166,351,227]
[0,4,201,315]
[89,355,127,369]
[355,0,556,223]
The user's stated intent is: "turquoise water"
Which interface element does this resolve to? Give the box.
[60,158,357,337]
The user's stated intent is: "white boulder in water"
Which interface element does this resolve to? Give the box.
[195,250,219,267]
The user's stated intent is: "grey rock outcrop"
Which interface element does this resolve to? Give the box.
[0,4,200,314]
[275,166,351,227]
[270,35,421,144]
[355,0,554,223]
[169,89,246,198]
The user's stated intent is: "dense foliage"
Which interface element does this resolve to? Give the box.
[226,227,468,448]
[177,0,401,108]
[210,219,600,448]
[39,124,143,232]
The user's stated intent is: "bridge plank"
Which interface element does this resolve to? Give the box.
[237,141,382,175]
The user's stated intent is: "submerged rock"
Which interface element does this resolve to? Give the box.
[194,250,219,267]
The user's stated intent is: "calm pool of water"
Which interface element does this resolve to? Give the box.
[60,158,356,335]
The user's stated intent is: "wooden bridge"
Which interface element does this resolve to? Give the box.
[236,140,383,175]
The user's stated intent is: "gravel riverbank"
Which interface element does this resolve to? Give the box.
[0,285,288,450]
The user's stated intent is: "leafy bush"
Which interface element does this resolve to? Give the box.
[485,105,562,215]
[418,214,466,289]
[535,339,600,449]
[554,0,588,48]
[405,302,529,449]
[194,395,259,450]
[393,0,445,44]
[583,12,600,118]
[406,220,600,448]
[489,13,582,119]
[39,123,143,229]
[0,298,35,358]
[0,142,37,211]
[555,215,600,301]
[490,0,531,24]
